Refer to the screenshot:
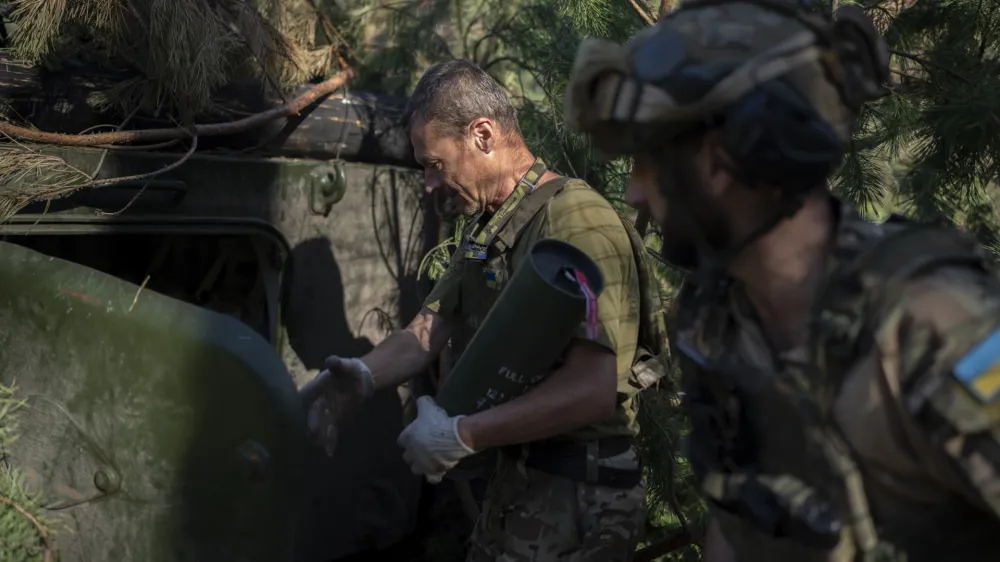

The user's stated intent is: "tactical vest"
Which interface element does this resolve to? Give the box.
[450,158,669,403]
[677,205,1000,562]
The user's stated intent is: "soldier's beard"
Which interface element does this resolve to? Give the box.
[435,189,465,218]
[444,194,477,217]
[460,202,481,217]
[440,183,480,217]
[655,159,731,271]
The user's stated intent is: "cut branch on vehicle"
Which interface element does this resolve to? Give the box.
[0,69,354,147]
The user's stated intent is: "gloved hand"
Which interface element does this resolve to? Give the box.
[299,356,375,457]
[396,396,476,484]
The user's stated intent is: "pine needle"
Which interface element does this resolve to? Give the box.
[0,147,91,221]
[6,0,336,119]
[0,383,57,562]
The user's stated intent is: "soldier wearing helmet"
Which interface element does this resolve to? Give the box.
[566,1,1000,561]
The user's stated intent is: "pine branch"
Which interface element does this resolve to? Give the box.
[0,494,52,562]
[0,70,354,146]
[627,0,656,25]
[0,382,56,562]
[890,48,976,86]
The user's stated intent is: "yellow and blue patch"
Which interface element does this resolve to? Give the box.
[462,243,488,260]
[954,328,1000,403]
[485,270,498,289]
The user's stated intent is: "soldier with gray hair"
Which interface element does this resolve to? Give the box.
[301,58,669,561]
[565,1,1000,561]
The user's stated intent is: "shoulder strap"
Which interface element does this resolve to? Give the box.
[492,177,572,252]
[620,214,669,358]
[620,212,672,391]
[811,218,995,403]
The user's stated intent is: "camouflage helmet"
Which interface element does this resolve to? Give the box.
[564,0,890,170]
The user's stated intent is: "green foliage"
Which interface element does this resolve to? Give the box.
[636,379,707,559]
[0,383,25,449]
[417,215,468,282]
[0,383,53,562]
[833,0,1000,246]
[330,0,651,197]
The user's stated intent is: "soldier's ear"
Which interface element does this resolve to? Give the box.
[703,131,739,198]
[469,118,495,154]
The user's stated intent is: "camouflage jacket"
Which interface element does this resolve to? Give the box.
[675,198,1000,562]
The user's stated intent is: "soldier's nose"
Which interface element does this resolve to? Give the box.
[425,173,442,194]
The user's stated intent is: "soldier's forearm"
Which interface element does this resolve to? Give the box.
[361,308,451,391]
[361,330,435,391]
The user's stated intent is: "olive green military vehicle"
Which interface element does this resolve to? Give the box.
[0,145,435,561]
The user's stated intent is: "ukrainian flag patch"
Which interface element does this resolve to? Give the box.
[954,327,1000,403]
[485,270,498,289]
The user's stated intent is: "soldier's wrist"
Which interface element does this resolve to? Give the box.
[455,416,477,453]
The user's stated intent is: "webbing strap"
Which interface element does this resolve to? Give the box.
[615,213,670,397]
[619,213,667,361]
[493,177,572,253]
[461,158,549,260]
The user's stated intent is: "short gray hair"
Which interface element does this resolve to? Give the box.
[403,59,521,138]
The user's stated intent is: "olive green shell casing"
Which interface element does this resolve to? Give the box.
[436,238,605,416]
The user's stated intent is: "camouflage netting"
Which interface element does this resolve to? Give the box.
[0,147,91,222]
[0,0,351,221]
[0,383,56,562]
[4,0,340,118]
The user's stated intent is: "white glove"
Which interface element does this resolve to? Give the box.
[299,356,374,457]
[396,396,475,484]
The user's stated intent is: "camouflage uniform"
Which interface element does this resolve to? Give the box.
[424,162,659,561]
[561,1,1000,561]
[465,450,645,562]
[676,204,1000,562]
